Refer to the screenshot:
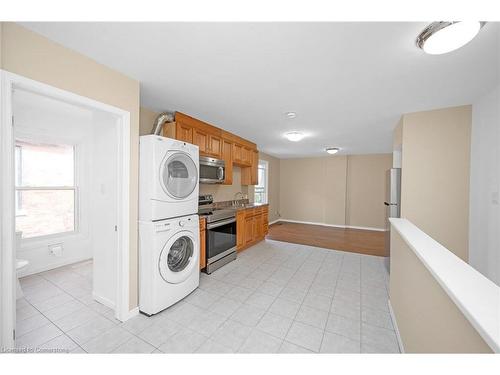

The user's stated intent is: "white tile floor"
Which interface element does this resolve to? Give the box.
[15,239,400,353]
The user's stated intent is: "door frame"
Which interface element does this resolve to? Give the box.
[0,70,133,348]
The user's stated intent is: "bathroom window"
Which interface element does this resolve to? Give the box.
[254,160,268,204]
[15,139,77,239]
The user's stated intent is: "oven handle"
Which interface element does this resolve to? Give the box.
[207,217,236,229]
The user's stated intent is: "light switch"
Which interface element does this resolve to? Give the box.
[492,192,499,205]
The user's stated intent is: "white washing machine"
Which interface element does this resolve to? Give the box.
[139,135,199,221]
[139,214,200,315]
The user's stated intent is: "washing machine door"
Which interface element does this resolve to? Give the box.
[158,231,198,284]
[160,152,198,200]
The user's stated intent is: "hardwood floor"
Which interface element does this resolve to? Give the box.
[266,221,387,257]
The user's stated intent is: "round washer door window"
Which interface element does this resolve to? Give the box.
[159,233,197,284]
[161,152,198,199]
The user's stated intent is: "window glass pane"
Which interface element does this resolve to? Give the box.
[15,190,75,238]
[15,140,74,187]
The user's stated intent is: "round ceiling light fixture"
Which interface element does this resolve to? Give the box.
[284,131,305,142]
[285,112,297,119]
[325,147,340,155]
[416,21,485,55]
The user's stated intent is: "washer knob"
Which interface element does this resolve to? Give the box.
[179,220,185,227]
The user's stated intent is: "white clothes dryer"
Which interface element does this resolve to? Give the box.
[139,135,199,221]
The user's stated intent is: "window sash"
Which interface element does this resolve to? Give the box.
[15,187,79,240]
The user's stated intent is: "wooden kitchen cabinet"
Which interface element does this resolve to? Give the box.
[236,205,269,252]
[244,217,254,245]
[199,217,206,270]
[163,112,259,185]
[193,129,209,155]
[262,206,269,235]
[236,210,245,250]
[207,134,222,158]
[222,139,233,185]
[241,149,259,186]
[176,122,193,143]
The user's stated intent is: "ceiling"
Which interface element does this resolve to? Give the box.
[20,22,499,158]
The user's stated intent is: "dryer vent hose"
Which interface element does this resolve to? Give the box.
[151,111,175,136]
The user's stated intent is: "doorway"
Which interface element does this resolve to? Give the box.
[1,71,132,350]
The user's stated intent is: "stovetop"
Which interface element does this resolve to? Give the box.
[199,207,236,223]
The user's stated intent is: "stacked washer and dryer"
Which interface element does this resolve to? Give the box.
[138,135,200,315]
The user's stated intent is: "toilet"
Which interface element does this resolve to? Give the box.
[15,231,29,299]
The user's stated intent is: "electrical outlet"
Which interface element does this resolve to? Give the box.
[48,243,64,257]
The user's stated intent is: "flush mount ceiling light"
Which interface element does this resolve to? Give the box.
[285,112,297,119]
[284,131,305,142]
[325,147,340,155]
[416,21,485,55]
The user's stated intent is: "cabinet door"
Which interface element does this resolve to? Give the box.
[208,134,222,158]
[233,143,243,164]
[251,150,259,185]
[193,129,209,155]
[176,122,193,143]
[222,139,233,185]
[244,216,254,245]
[200,229,206,270]
[242,147,252,166]
[262,207,269,235]
[255,212,263,239]
[236,210,245,251]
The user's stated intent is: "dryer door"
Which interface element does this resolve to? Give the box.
[159,231,199,284]
[160,152,198,200]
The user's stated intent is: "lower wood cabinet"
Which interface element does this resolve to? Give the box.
[199,217,206,270]
[236,205,269,252]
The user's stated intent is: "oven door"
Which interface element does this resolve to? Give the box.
[206,218,237,263]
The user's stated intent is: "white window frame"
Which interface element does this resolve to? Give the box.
[255,159,269,204]
[14,137,80,243]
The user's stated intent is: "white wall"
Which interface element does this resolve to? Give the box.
[90,111,119,308]
[469,85,500,286]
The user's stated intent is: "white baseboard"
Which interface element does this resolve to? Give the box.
[268,219,281,225]
[92,291,116,310]
[388,299,405,353]
[276,218,386,232]
[18,256,93,278]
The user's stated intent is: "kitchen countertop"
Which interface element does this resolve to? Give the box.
[232,202,268,210]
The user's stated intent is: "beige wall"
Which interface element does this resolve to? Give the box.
[346,154,393,229]
[279,154,391,229]
[280,156,347,225]
[389,228,492,353]
[259,152,280,223]
[139,106,159,136]
[1,23,141,310]
[400,105,472,261]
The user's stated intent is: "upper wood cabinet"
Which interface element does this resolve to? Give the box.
[222,139,233,185]
[176,122,193,144]
[162,112,259,185]
[241,149,259,186]
[207,134,222,158]
[233,144,252,167]
[193,128,209,155]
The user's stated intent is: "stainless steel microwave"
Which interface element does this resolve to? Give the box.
[199,156,225,184]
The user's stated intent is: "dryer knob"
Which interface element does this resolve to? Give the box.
[179,220,185,227]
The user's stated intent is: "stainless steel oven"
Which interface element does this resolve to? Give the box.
[199,156,225,184]
[205,210,237,274]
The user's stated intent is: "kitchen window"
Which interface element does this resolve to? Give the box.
[254,160,268,204]
[15,139,78,239]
